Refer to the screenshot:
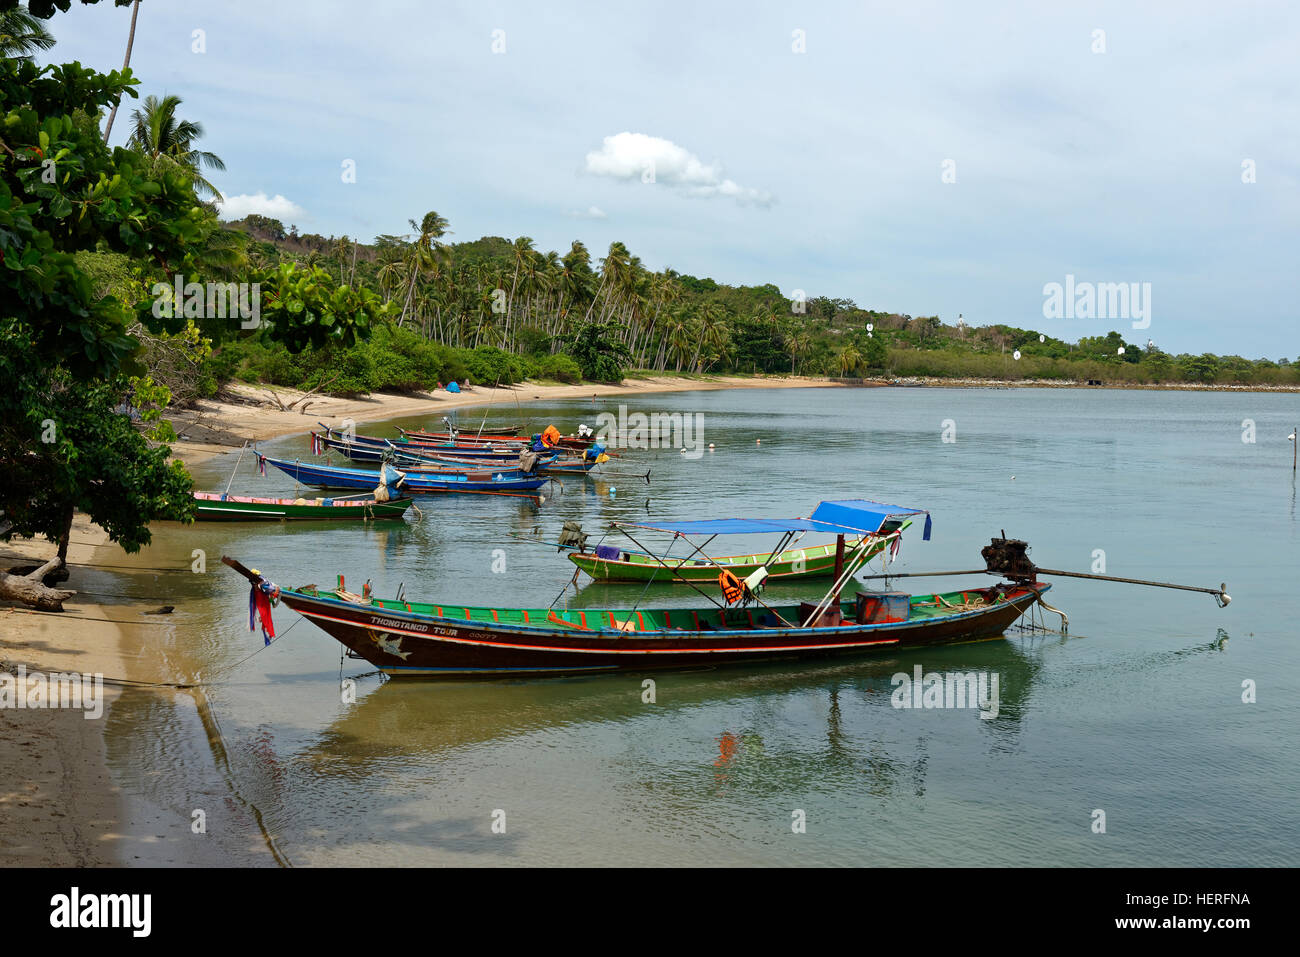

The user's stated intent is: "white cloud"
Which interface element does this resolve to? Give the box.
[567,205,608,219]
[584,132,773,207]
[216,191,306,222]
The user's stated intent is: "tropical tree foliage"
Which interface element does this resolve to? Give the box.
[0,25,380,608]
[126,93,226,200]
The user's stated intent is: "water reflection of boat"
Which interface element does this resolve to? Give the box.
[299,637,1054,772]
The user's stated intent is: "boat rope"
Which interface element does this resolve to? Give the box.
[0,613,306,689]
[2,607,177,626]
[625,531,683,616]
[1036,594,1069,633]
[547,567,582,611]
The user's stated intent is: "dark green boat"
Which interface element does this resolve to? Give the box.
[192,491,413,522]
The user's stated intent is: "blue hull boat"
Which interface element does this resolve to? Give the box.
[257,454,549,498]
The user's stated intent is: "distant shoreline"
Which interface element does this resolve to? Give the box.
[849,376,1300,393]
[165,372,1298,468]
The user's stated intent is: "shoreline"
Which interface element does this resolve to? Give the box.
[0,518,259,866]
[168,373,1300,465]
[165,374,846,465]
[1,372,835,866]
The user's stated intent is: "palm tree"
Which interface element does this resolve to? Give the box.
[102,0,141,141]
[127,94,226,200]
[787,329,812,374]
[0,9,56,60]
[688,302,727,372]
[506,236,535,327]
[398,211,450,328]
[837,344,862,376]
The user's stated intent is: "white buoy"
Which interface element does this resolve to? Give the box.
[708,444,715,451]
[1011,475,1016,480]
[756,439,761,445]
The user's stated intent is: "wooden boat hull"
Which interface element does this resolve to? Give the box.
[193,492,412,521]
[274,582,1048,677]
[401,428,593,450]
[318,432,529,461]
[321,438,589,475]
[569,532,899,583]
[259,456,548,496]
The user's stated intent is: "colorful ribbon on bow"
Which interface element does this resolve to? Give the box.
[247,577,281,645]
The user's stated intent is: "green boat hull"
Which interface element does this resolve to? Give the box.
[568,528,904,583]
[193,492,412,521]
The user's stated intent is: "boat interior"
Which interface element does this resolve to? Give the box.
[299,585,1012,632]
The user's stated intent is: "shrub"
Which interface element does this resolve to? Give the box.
[460,346,530,385]
[533,354,583,383]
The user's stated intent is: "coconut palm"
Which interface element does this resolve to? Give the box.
[101,0,140,140]
[0,9,56,60]
[787,329,812,374]
[126,94,226,200]
[837,344,862,376]
[688,302,727,372]
[398,212,451,328]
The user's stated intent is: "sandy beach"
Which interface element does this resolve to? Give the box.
[0,373,838,867]
[165,374,844,465]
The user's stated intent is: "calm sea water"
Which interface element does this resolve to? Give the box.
[105,387,1299,866]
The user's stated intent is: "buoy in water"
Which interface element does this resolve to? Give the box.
[609,487,616,496]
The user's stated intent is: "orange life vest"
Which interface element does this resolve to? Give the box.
[541,425,561,448]
[719,571,744,605]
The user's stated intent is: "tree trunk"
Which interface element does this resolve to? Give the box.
[102,0,141,143]
[0,557,76,612]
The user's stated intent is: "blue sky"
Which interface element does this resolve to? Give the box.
[45,0,1299,357]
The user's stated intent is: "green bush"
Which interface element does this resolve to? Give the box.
[459,346,530,385]
[533,353,583,383]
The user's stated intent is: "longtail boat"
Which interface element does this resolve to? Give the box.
[314,431,551,464]
[193,491,412,521]
[220,500,1056,678]
[223,500,1232,679]
[399,425,595,450]
[566,515,913,583]
[256,454,548,499]
[391,447,604,476]
[439,423,521,436]
[315,427,530,461]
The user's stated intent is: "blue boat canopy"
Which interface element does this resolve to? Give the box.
[615,499,932,540]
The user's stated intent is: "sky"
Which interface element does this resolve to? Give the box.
[41,0,1300,357]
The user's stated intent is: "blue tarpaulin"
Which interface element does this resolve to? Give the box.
[616,500,930,539]
[445,381,461,393]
